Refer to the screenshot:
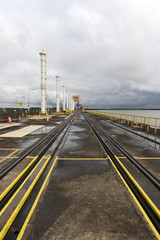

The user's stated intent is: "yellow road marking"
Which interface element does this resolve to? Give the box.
[114,156,160,218]
[136,157,160,159]
[108,156,160,240]
[117,156,160,159]
[17,156,58,240]
[0,156,38,202]
[0,148,19,150]
[0,149,19,163]
[0,156,43,216]
[0,155,51,239]
[57,158,108,160]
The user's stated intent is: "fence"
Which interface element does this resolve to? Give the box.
[85,111,160,134]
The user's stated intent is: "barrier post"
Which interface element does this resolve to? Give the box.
[147,118,150,132]
[155,118,157,134]
[136,116,138,127]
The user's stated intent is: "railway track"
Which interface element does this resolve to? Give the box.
[0,114,74,239]
[0,116,72,179]
[83,112,160,239]
[92,113,160,146]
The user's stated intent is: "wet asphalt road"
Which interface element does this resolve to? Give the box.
[0,116,67,194]
[24,159,155,240]
[21,112,157,240]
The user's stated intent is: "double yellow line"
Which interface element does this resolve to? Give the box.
[0,149,19,163]
[0,156,38,202]
[0,155,57,239]
[0,155,159,239]
[109,155,160,240]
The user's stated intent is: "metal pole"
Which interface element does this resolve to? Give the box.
[28,89,35,115]
[39,50,47,115]
[28,92,30,113]
[56,75,60,112]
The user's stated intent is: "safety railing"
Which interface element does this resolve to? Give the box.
[85,111,160,134]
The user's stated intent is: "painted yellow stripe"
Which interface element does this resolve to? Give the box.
[57,158,108,160]
[108,156,160,240]
[135,157,160,159]
[0,149,19,163]
[17,156,58,240]
[0,156,38,201]
[0,155,51,239]
[114,155,160,218]
[0,148,19,150]
[117,156,160,160]
[0,156,45,216]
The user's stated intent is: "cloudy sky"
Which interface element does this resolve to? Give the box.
[0,0,160,109]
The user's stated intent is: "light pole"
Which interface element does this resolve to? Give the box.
[56,75,60,112]
[28,89,35,114]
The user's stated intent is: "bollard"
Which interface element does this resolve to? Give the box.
[46,116,49,122]
[8,117,12,124]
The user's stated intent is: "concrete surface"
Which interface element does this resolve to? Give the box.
[22,112,156,240]
[0,125,44,138]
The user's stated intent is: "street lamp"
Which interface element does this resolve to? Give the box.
[28,89,35,114]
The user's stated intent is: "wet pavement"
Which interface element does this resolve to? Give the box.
[24,159,155,240]
[21,112,157,240]
[0,115,67,194]
[0,116,66,171]
[96,117,160,180]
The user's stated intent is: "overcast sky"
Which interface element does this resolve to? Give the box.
[0,0,160,109]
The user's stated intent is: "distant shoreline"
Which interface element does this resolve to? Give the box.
[85,108,160,110]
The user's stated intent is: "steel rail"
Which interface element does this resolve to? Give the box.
[86,113,160,191]
[83,113,160,234]
[0,116,72,180]
[94,113,160,146]
[0,115,74,210]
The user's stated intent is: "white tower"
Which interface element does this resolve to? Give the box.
[39,50,47,115]
[66,92,69,110]
[56,75,60,112]
[68,93,71,110]
[72,99,75,110]
[63,85,66,111]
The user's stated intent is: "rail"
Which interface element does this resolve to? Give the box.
[83,113,160,238]
[85,111,160,134]
[0,114,74,239]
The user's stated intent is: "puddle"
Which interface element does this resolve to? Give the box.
[62,133,89,151]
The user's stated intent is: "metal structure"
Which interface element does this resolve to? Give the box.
[56,75,60,112]
[39,50,47,115]
[72,96,79,104]
[63,85,66,111]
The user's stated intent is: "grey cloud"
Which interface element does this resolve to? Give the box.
[0,0,160,109]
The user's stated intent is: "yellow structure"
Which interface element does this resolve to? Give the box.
[72,96,79,104]
[66,110,72,114]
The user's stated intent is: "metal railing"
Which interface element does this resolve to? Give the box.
[85,111,160,134]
